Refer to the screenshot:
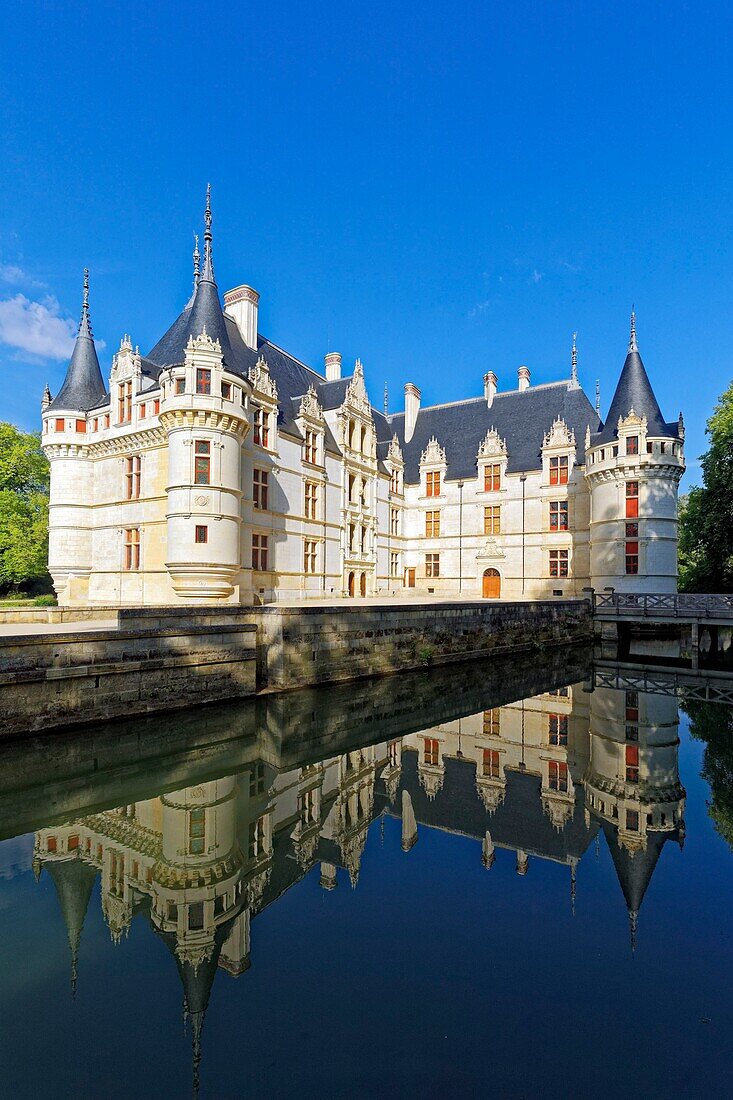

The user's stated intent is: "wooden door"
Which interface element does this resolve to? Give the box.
[482,568,501,598]
[406,568,416,588]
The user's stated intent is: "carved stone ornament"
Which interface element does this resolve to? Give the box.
[186,327,222,356]
[383,767,402,804]
[294,829,319,869]
[476,780,506,814]
[298,385,323,421]
[420,437,446,467]
[248,355,279,401]
[194,494,209,507]
[476,537,506,560]
[617,409,647,434]
[344,358,371,413]
[543,416,576,450]
[542,794,573,831]
[418,764,444,801]
[387,434,403,465]
[477,427,508,460]
[585,424,592,450]
[110,334,142,383]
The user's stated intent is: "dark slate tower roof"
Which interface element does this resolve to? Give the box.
[146,186,238,372]
[594,312,676,444]
[48,857,97,998]
[48,270,107,412]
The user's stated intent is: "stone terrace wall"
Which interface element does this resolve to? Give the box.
[250,599,592,691]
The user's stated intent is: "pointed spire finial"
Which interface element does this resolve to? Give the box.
[570,331,579,387]
[384,380,388,416]
[193,232,200,288]
[201,184,215,283]
[628,305,638,353]
[630,908,638,955]
[80,268,93,338]
[595,378,601,415]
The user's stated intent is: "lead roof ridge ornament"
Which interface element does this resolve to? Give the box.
[628,306,638,353]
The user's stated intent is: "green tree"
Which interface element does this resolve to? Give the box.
[0,423,50,591]
[678,380,733,592]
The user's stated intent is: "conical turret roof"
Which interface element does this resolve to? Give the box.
[595,312,675,444]
[48,270,106,412]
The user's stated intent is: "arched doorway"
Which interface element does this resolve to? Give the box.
[482,568,501,599]
[360,572,367,597]
[348,571,355,597]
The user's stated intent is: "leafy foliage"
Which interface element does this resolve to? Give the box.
[678,381,733,592]
[0,423,50,590]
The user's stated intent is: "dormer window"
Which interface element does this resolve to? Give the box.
[390,468,401,494]
[549,456,568,485]
[626,435,638,455]
[196,368,211,394]
[117,380,132,423]
[426,471,440,497]
[253,406,269,447]
[304,428,318,464]
[484,463,501,492]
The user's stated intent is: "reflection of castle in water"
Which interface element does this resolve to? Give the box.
[33,679,685,1087]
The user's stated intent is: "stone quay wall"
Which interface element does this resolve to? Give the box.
[0,599,592,736]
[0,607,256,736]
[249,599,592,691]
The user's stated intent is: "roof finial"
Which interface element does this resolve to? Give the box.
[193,232,200,288]
[595,379,601,415]
[384,381,388,416]
[80,268,93,338]
[201,183,215,283]
[570,331,579,387]
[628,305,638,353]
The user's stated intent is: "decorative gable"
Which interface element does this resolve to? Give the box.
[420,437,446,467]
[477,427,508,460]
[298,385,323,422]
[344,358,371,414]
[110,334,142,383]
[542,416,576,451]
[387,434,404,465]
[248,355,279,402]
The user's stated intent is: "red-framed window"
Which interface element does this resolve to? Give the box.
[195,525,208,544]
[549,760,568,792]
[549,713,568,745]
[484,464,501,491]
[424,738,439,766]
[426,471,441,497]
[550,456,569,485]
[550,500,568,531]
[549,549,569,577]
[194,440,211,485]
[196,368,211,395]
[483,749,500,778]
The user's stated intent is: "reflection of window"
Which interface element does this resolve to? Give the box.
[425,510,440,537]
[483,749,500,778]
[188,902,204,930]
[549,713,568,745]
[483,709,500,737]
[550,456,568,485]
[300,788,317,826]
[189,807,205,855]
[549,760,568,792]
[549,500,568,531]
[484,505,501,534]
[549,549,569,577]
[625,744,639,783]
[250,763,265,796]
[484,464,501,491]
[248,815,266,859]
[626,809,639,832]
[425,553,440,578]
[424,738,439,766]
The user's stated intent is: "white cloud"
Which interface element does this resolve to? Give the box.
[0,263,46,289]
[0,294,77,360]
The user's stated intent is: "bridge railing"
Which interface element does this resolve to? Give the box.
[593,591,733,618]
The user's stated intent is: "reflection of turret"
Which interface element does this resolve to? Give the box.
[601,821,675,952]
[47,859,97,999]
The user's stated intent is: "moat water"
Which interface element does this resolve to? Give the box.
[1,652,733,1098]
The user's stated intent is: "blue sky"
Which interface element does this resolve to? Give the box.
[1,1,730,487]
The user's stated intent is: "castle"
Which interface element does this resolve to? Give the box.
[41,189,685,605]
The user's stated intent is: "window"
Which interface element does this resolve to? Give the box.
[390,507,399,536]
[139,403,146,419]
[304,429,317,464]
[194,440,210,485]
[625,541,639,575]
[484,464,501,492]
[625,691,639,721]
[549,500,568,531]
[188,902,204,930]
[300,787,318,826]
[248,815,266,859]
[55,418,65,432]
[117,380,132,423]
[196,368,211,394]
[124,455,141,500]
[252,533,269,571]
[104,414,110,429]
[305,480,318,519]
[626,809,639,832]
[254,406,269,447]
[175,377,185,394]
[188,807,205,855]
[626,435,638,455]
[304,538,317,574]
[75,418,86,433]
[625,522,638,538]
[153,399,160,415]
[424,738,439,766]
[625,744,639,783]
[68,834,79,851]
[253,468,269,510]
[483,709,500,737]
[390,552,399,577]
[425,510,440,537]
[549,714,568,746]
[549,760,568,792]
[549,549,569,577]
[483,749,500,778]
[195,525,208,544]
[626,480,639,518]
[550,456,569,485]
[124,527,140,570]
[250,763,265,796]
[221,381,232,400]
[92,418,98,432]
[426,553,440,578]
[484,505,501,535]
[426,471,441,497]
[390,468,401,494]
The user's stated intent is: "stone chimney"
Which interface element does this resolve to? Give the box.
[518,365,530,392]
[324,352,342,381]
[224,285,259,351]
[404,383,421,443]
[484,371,497,408]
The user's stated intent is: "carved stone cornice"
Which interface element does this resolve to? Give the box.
[158,408,249,437]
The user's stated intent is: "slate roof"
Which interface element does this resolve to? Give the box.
[594,345,678,445]
[48,287,107,413]
[386,382,600,483]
